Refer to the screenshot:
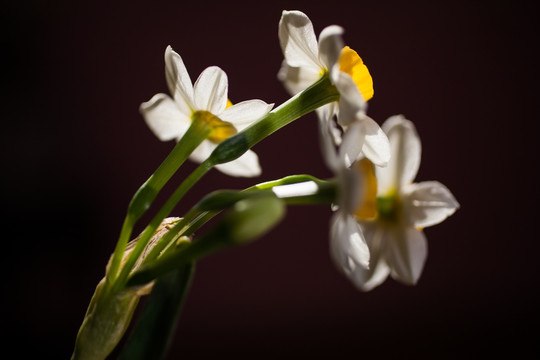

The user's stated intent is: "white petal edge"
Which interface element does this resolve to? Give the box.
[220,100,274,129]
[402,181,460,228]
[164,46,194,115]
[335,72,367,126]
[339,120,365,168]
[361,115,391,167]
[277,61,321,96]
[377,115,421,194]
[189,140,217,164]
[386,227,428,286]
[193,66,228,114]
[139,93,190,141]
[318,116,340,172]
[330,212,370,270]
[318,25,344,71]
[337,166,363,216]
[349,222,391,291]
[214,149,261,177]
[279,10,322,70]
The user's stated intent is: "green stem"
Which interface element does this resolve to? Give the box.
[207,73,339,166]
[113,160,214,291]
[126,177,338,288]
[107,117,212,283]
[146,175,338,269]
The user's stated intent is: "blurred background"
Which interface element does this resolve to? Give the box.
[2,0,538,358]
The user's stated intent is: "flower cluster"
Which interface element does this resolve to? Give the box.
[277,10,458,290]
[72,9,459,360]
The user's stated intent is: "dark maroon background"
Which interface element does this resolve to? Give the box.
[2,1,538,358]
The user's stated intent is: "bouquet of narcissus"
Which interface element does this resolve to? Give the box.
[71,10,459,360]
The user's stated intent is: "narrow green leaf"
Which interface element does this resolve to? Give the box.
[118,263,195,360]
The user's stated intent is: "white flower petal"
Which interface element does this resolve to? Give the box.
[220,100,273,129]
[164,46,194,114]
[337,166,363,215]
[279,10,322,70]
[339,121,365,167]
[193,66,228,114]
[349,222,391,291]
[318,116,340,172]
[335,72,367,126]
[352,258,390,292]
[402,181,460,228]
[361,115,391,167]
[214,149,261,177]
[189,140,217,164]
[385,227,427,285]
[330,213,370,270]
[377,115,422,195]
[277,61,321,96]
[318,25,344,70]
[139,93,189,141]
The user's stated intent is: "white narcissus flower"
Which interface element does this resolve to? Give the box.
[140,46,273,177]
[348,115,460,291]
[319,117,379,272]
[278,10,390,167]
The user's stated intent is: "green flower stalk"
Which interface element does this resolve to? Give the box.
[107,119,211,285]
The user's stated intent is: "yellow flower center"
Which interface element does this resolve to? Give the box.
[354,159,378,220]
[339,46,374,101]
[193,110,237,144]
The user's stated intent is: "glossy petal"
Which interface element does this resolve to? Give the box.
[351,257,390,292]
[139,93,190,141]
[277,61,321,96]
[220,100,273,130]
[318,25,344,71]
[385,227,428,285]
[279,10,321,70]
[214,149,261,177]
[189,140,216,164]
[335,72,367,126]
[402,181,460,228]
[318,116,340,172]
[164,46,194,115]
[340,121,365,167]
[193,66,228,114]
[361,115,391,167]
[377,115,422,195]
[330,212,370,270]
[337,166,363,215]
[349,222,391,291]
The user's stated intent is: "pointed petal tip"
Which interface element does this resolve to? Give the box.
[164,45,177,60]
